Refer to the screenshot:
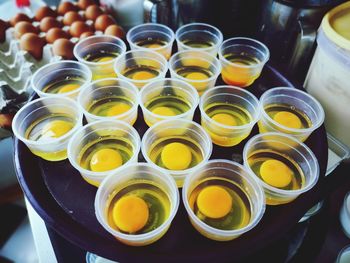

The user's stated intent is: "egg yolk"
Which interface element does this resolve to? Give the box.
[106,103,131,116]
[132,71,155,80]
[41,120,73,138]
[58,83,81,94]
[186,72,208,80]
[90,148,123,172]
[212,113,237,126]
[96,56,115,62]
[273,111,302,129]
[151,106,176,116]
[112,195,149,233]
[147,43,162,48]
[260,159,293,188]
[161,142,192,170]
[197,186,232,219]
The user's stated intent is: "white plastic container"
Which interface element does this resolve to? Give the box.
[305,1,350,149]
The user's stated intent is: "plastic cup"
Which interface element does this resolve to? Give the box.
[340,191,350,238]
[67,120,141,187]
[199,85,260,147]
[169,50,221,96]
[258,87,325,142]
[243,132,319,205]
[31,60,92,99]
[139,78,199,127]
[175,23,223,56]
[12,97,83,161]
[114,49,168,90]
[337,246,350,263]
[77,78,139,125]
[127,23,175,60]
[141,119,212,187]
[219,37,269,87]
[182,159,265,241]
[73,35,127,80]
[95,163,179,246]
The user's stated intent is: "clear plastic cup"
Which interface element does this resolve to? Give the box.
[73,35,127,80]
[199,85,260,147]
[219,37,269,87]
[182,159,265,241]
[169,50,221,96]
[95,163,179,246]
[12,97,83,161]
[258,87,325,142]
[340,191,350,238]
[114,49,168,90]
[139,78,199,127]
[31,60,92,99]
[243,132,319,205]
[175,23,223,56]
[127,23,175,60]
[77,78,139,125]
[141,119,212,187]
[67,120,141,187]
[337,246,350,263]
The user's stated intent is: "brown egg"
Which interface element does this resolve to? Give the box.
[78,0,96,10]
[52,38,75,59]
[15,21,39,39]
[69,21,92,37]
[63,11,84,26]
[95,14,115,31]
[35,6,57,21]
[46,28,70,43]
[80,31,95,39]
[40,17,61,32]
[85,5,103,21]
[20,33,45,60]
[105,25,124,38]
[0,19,9,42]
[58,1,79,15]
[10,13,32,26]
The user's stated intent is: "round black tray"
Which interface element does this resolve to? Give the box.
[14,65,328,263]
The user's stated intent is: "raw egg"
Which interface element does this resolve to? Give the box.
[273,111,302,129]
[212,113,237,126]
[15,21,38,39]
[69,21,92,37]
[20,33,45,60]
[78,0,96,10]
[80,31,94,39]
[63,11,84,26]
[58,1,79,15]
[104,24,124,38]
[0,19,9,42]
[46,28,70,43]
[161,142,192,170]
[90,148,123,172]
[151,106,176,116]
[35,6,57,21]
[85,5,103,21]
[260,159,293,188]
[40,17,61,32]
[10,13,32,26]
[41,120,73,138]
[186,72,208,80]
[106,103,131,116]
[52,39,75,59]
[113,195,149,233]
[94,14,116,31]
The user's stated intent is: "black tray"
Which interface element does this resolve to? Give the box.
[14,65,329,263]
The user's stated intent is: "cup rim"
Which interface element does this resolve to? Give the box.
[141,119,213,177]
[77,78,140,122]
[67,119,141,179]
[73,35,127,66]
[31,60,93,98]
[199,85,261,130]
[182,159,266,237]
[114,49,169,84]
[169,50,222,83]
[12,97,83,146]
[175,22,223,52]
[139,78,200,122]
[126,23,175,51]
[94,162,180,241]
[219,37,270,69]
[259,87,325,133]
[242,132,320,196]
